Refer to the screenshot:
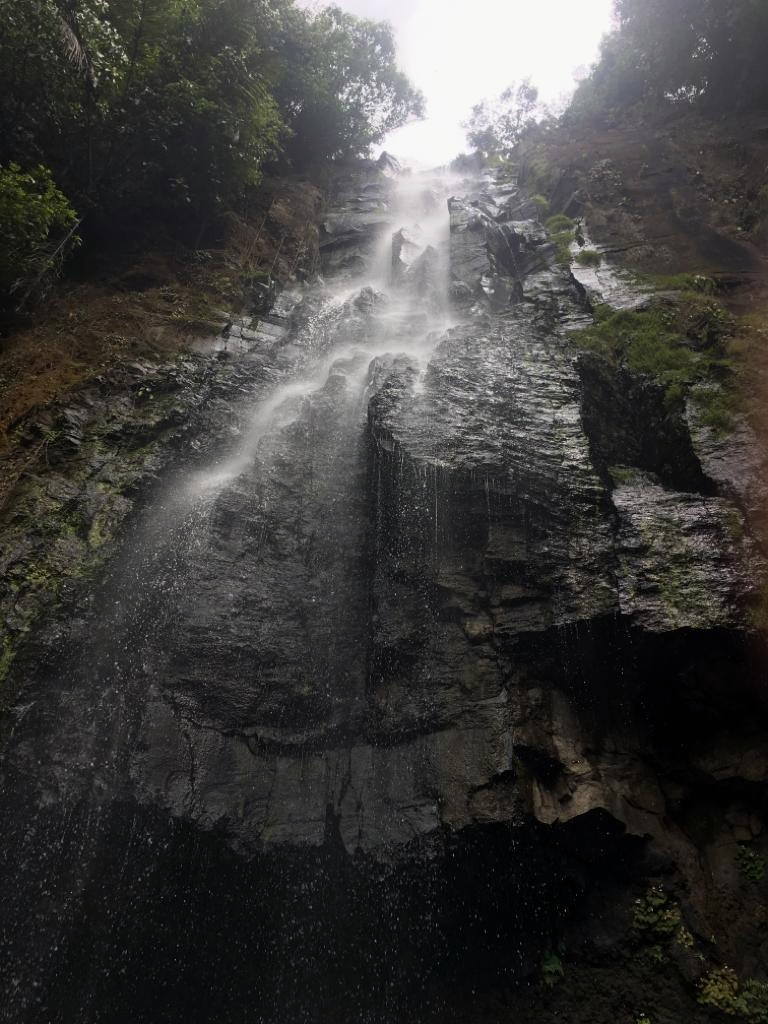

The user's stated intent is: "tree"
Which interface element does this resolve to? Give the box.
[272,5,424,166]
[96,0,286,218]
[0,0,423,282]
[463,79,540,158]
[0,163,80,305]
[570,0,768,118]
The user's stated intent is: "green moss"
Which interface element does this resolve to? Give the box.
[23,562,58,592]
[572,296,737,411]
[639,272,717,294]
[725,508,746,543]
[575,248,601,267]
[87,521,107,549]
[609,465,641,486]
[693,387,739,435]
[625,322,696,378]
[699,966,768,1023]
[0,636,15,687]
[86,500,120,550]
[545,214,575,233]
[737,845,766,884]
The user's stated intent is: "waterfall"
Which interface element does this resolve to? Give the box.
[0,166,466,1024]
[2,152,754,1024]
[193,173,454,495]
[0,161,606,1022]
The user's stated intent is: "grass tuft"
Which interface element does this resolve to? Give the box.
[575,248,602,267]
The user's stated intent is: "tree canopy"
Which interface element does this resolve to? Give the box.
[273,6,423,165]
[462,2,768,161]
[463,79,541,159]
[0,0,422,303]
[571,0,768,118]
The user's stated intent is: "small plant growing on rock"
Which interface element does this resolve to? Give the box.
[699,966,768,1023]
[575,248,601,267]
[642,272,717,294]
[737,845,766,884]
[609,465,640,486]
[633,886,682,939]
[543,215,576,267]
[692,386,740,436]
[540,951,564,988]
[674,925,695,950]
[545,214,575,233]
[632,886,697,963]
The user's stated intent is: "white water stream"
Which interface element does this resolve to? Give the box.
[186,170,458,500]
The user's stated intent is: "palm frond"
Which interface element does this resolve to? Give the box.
[53,1,95,86]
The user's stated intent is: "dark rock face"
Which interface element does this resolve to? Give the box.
[0,163,766,1023]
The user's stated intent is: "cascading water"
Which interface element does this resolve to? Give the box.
[0,167,481,1024]
[3,152,748,1024]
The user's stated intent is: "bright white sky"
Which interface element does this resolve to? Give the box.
[301,0,616,164]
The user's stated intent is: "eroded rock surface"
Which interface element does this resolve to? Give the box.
[0,162,766,1024]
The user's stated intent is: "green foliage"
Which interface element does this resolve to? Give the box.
[569,0,768,119]
[545,214,575,233]
[675,925,695,949]
[464,79,540,157]
[530,194,550,215]
[633,886,682,940]
[540,951,564,989]
[486,153,517,183]
[641,272,717,294]
[632,886,696,967]
[699,966,768,1023]
[0,163,80,305]
[679,295,734,347]
[274,6,423,165]
[0,0,421,281]
[552,236,574,266]
[737,845,767,884]
[543,215,576,266]
[693,385,740,435]
[572,293,736,410]
[575,248,602,268]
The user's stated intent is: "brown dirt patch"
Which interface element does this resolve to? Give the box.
[0,179,322,448]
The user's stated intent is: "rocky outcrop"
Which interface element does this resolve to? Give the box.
[0,161,766,1024]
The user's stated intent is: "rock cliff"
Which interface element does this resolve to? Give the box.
[0,157,766,1024]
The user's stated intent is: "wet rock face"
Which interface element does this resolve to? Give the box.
[0,163,767,1022]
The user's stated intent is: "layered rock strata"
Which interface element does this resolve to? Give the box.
[0,163,766,1023]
